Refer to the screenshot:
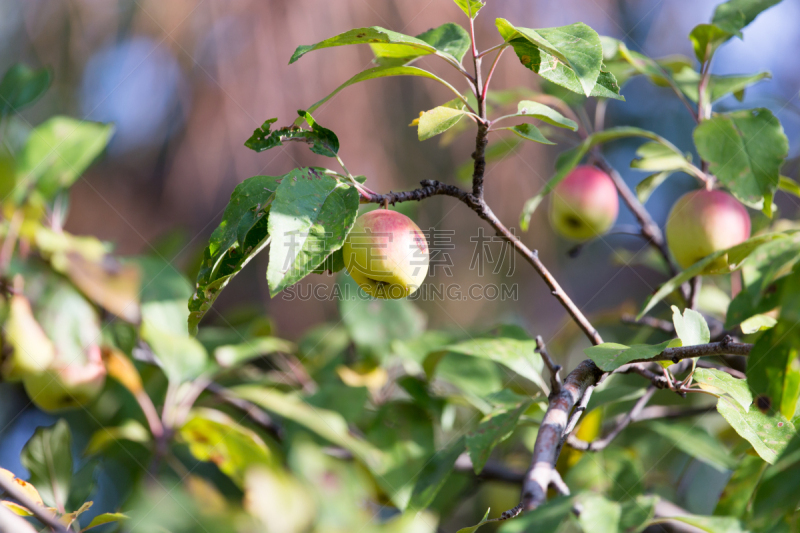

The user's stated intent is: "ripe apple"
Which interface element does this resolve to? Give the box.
[342,210,429,299]
[550,165,619,241]
[666,189,751,269]
[23,344,107,412]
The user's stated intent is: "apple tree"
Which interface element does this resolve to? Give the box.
[1,0,800,532]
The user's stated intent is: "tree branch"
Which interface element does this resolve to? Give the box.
[654,337,752,364]
[0,474,68,533]
[536,335,562,396]
[520,359,603,511]
[567,386,656,451]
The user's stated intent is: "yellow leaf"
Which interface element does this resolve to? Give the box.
[336,365,388,392]
[102,347,143,394]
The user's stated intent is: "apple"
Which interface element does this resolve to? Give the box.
[342,210,429,299]
[550,165,619,241]
[23,344,106,412]
[666,189,751,269]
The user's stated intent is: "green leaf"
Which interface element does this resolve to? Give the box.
[635,171,672,203]
[245,111,339,157]
[142,300,209,383]
[178,408,273,487]
[466,398,533,473]
[740,313,777,333]
[709,72,771,102]
[712,0,783,37]
[457,508,491,533]
[651,515,748,533]
[498,496,574,532]
[339,276,426,359]
[689,24,734,63]
[500,123,554,144]
[519,127,687,230]
[452,0,485,19]
[631,142,692,172]
[716,391,794,463]
[753,430,800,520]
[372,23,471,66]
[620,495,659,533]
[645,420,738,471]
[189,174,280,334]
[408,437,465,510]
[83,513,130,531]
[15,116,114,203]
[302,65,467,122]
[512,100,578,130]
[498,21,604,97]
[577,494,621,533]
[85,420,151,455]
[715,455,765,518]
[0,63,52,116]
[290,26,465,66]
[20,419,72,509]
[747,324,800,420]
[694,368,752,411]
[214,336,295,368]
[694,108,788,212]
[584,340,677,372]
[671,306,710,346]
[230,385,383,470]
[726,233,800,328]
[496,19,608,98]
[426,335,547,392]
[266,168,359,295]
[417,99,468,141]
[638,232,792,318]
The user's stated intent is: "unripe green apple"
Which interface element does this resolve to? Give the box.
[342,210,429,299]
[666,189,751,269]
[22,344,106,412]
[549,165,619,241]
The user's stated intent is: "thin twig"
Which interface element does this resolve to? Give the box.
[0,473,69,533]
[536,335,562,396]
[567,386,656,451]
[482,45,507,96]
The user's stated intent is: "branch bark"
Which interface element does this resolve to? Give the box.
[520,359,603,511]
[0,474,68,533]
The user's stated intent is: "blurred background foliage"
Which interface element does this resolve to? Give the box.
[0,0,799,532]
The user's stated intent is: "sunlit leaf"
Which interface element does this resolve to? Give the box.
[267,169,359,295]
[417,98,468,141]
[85,420,151,455]
[15,116,114,203]
[83,512,130,531]
[179,408,274,487]
[189,174,280,334]
[716,392,794,463]
[694,108,788,213]
[584,340,679,372]
[496,19,605,97]
[452,0,485,19]
[694,368,752,411]
[671,306,710,346]
[373,23,471,66]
